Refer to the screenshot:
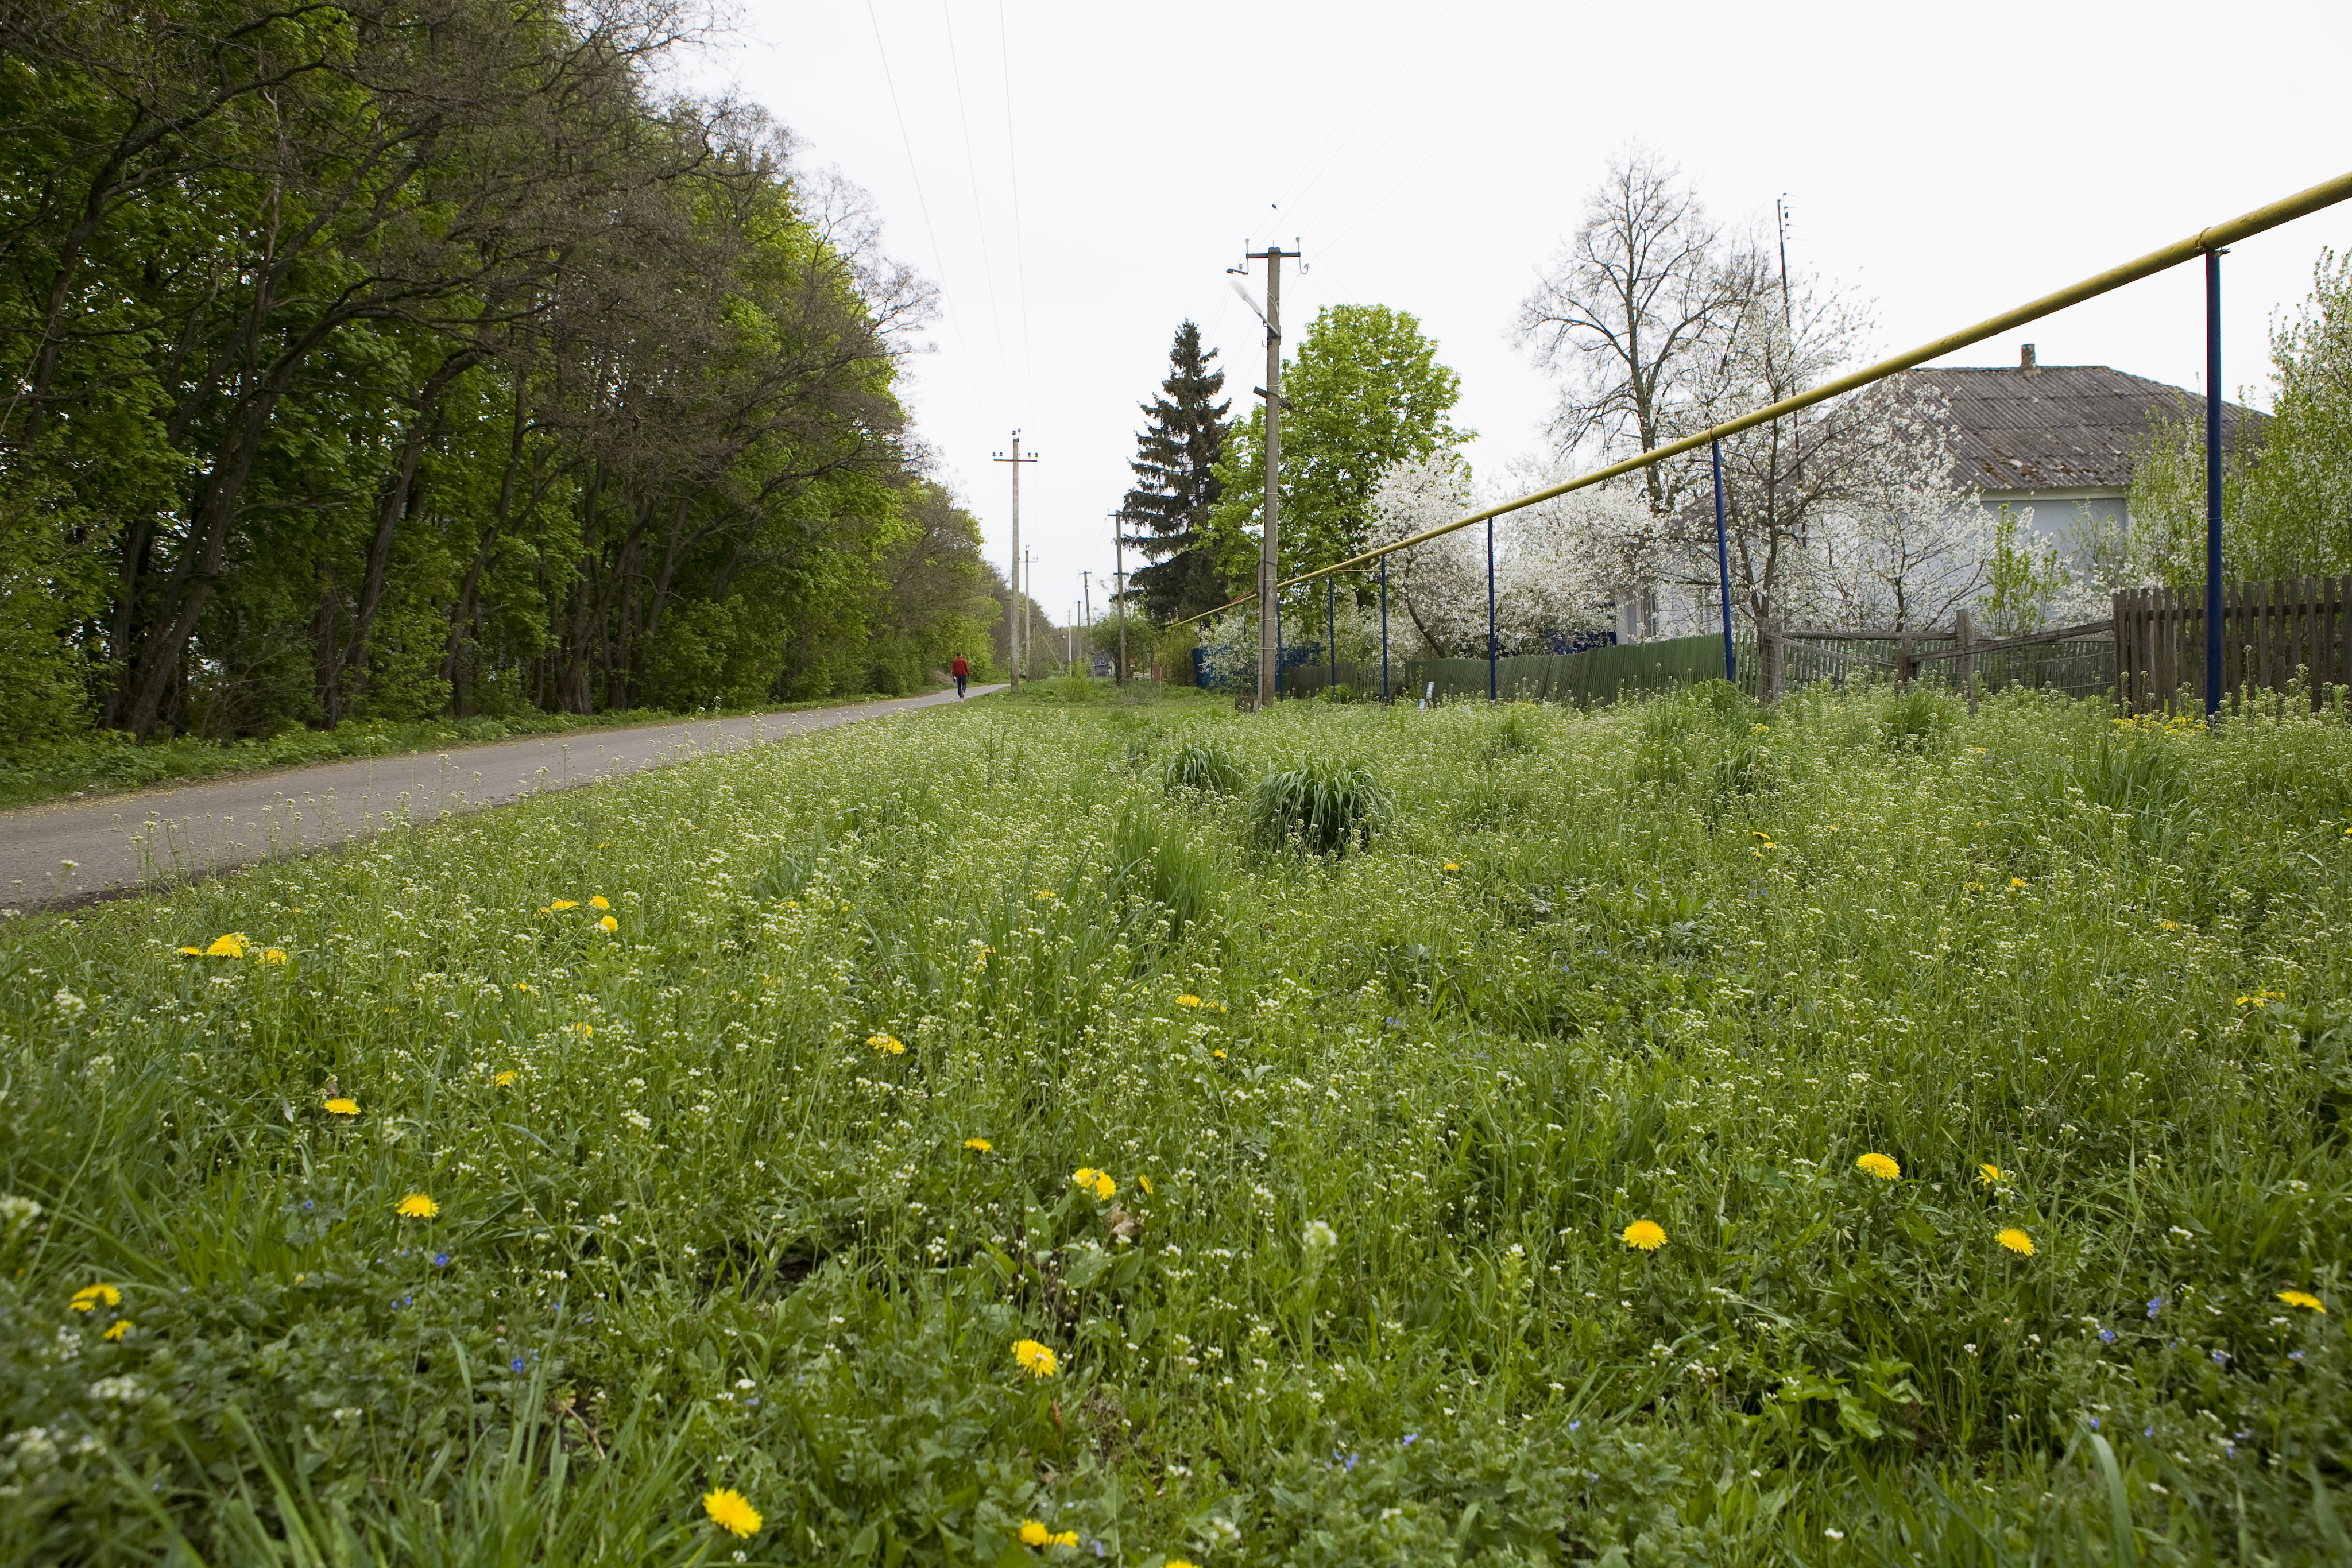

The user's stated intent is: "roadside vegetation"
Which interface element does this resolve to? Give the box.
[3,682,2347,1564]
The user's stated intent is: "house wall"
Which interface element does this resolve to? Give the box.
[1982,487,2130,568]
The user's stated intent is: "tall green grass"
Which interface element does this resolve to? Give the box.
[2,684,2348,1563]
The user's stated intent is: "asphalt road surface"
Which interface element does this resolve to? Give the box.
[0,686,1002,912]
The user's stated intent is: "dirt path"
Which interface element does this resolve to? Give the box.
[0,686,1003,912]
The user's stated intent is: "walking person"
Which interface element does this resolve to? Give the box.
[951,652,969,698]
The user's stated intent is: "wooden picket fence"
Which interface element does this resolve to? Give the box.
[2114,576,2352,714]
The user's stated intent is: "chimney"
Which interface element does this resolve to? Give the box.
[2020,343,2038,373]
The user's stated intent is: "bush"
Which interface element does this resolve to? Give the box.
[1249,756,1392,857]
[1879,686,1961,753]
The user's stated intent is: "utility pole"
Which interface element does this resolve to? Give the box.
[1110,510,1129,686]
[1233,241,1299,709]
[993,432,1038,690]
[1020,550,1036,680]
[1081,570,1093,642]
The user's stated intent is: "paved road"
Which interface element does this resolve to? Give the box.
[0,686,1003,912]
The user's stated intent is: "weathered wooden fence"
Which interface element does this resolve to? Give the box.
[1758,612,2115,704]
[2114,577,2352,713]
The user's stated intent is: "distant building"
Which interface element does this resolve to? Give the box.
[1900,343,2262,563]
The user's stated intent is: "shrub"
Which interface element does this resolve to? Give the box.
[1879,686,1961,753]
[1249,756,1392,857]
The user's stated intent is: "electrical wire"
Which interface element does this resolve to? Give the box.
[996,0,1035,410]
[942,1,1013,412]
[865,1,993,422]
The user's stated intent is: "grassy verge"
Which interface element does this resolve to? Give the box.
[0,688,949,812]
[3,683,2348,1563]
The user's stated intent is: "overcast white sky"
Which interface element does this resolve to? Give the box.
[684,1,2352,629]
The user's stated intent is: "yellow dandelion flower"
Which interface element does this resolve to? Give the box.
[546,899,578,911]
[516,982,534,994]
[202,933,247,958]
[1018,1520,1078,1548]
[1138,1175,1154,1196]
[396,1193,440,1219]
[175,945,203,955]
[1441,861,1460,872]
[323,1097,360,1116]
[1212,1000,1227,1012]
[1012,1338,1059,1377]
[1622,1219,1666,1252]
[563,1022,593,1037]
[494,1070,519,1087]
[589,896,610,909]
[598,915,618,932]
[702,1487,762,1538]
[1176,994,1203,1008]
[1071,1167,1116,1201]
[1034,888,1058,901]
[261,948,289,965]
[2007,877,2028,890]
[1212,1048,1226,1059]
[868,1032,906,1055]
[2277,1290,2326,1313]
[69,1283,121,1313]
[1979,1163,2006,1185]
[1996,1227,2036,1256]
[964,1137,993,1152]
[2158,920,2179,931]
[102,1318,131,1341]
[1855,1152,1901,1181]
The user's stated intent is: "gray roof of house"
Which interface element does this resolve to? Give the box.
[1895,362,2260,491]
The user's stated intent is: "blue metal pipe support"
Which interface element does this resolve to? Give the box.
[1329,577,1337,693]
[1379,556,1390,703]
[1713,439,1736,684]
[1272,597,1281,700]
[1486,516,1497,703]
[2205,248,2225,720]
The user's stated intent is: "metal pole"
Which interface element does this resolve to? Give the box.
[1379,556,1390,703]
[1272,594,1282,700]
[1712,439,1736,684]
[1328,577,1337,694]
[1167,167,2352,628]
[2205,247,2225,721]
[1256,250,1287,711]
[1486,516,1497,702]
[995,435,1038,686]
[1112,513,1128,685]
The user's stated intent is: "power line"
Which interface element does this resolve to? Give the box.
[864,1,992,421]
[996,0,1035,409]
[942,2,1012,406]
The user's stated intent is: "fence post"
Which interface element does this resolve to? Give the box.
[1380,556,1390,703]
[1897,632,1915,691]
[1486,516,1497,703]
[1957,607,1976,714]
[1712,439,1735,683]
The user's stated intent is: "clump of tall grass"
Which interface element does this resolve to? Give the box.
[1248,756,1392,857]
[1162,737,1243,795]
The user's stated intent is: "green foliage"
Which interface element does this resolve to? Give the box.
[5,689,2352,1561]
[1976,505,2077,637]
[1879,685,1961,753]
[1123,322,1235,622]
[1207,304,1471,582]
[1248,756,1392,857]
[2129,249,2352,588]
[1162,738,1244,796]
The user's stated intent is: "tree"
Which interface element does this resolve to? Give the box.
[1121,320,1231,622]
[1207,303,1469,584]
[2129,247,2351,587]
[1514,145,1755,516]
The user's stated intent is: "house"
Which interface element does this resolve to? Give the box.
[1899,343,2262,563]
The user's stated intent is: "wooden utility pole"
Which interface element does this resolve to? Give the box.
[993,432,1038,690]
[1020,549,1037,680]
[1236,241,1299,709]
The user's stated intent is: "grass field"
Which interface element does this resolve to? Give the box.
[3,677,2347,1565]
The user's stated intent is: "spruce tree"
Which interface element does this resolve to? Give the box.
[1123,320,1233,622]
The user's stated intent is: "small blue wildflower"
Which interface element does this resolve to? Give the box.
[2088,1416,2100,1431]
[2099,1329,2117,1344]
[2236,1429,2253,1441]
[1402,1433,1419,1446]
[2226,1443,2235,1458]
[1569,1420,1581,1433]
[2147,1297,2164,1319]
[303,1200,315,1211]
[2291,1350,2306,1361]
[510,1357,527,1373]
[2210,1349,2230,1365]
[2144,1426,2155,1438]
[432,1253,451,1268]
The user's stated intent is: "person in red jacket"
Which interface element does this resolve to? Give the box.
[950,653,969,698]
